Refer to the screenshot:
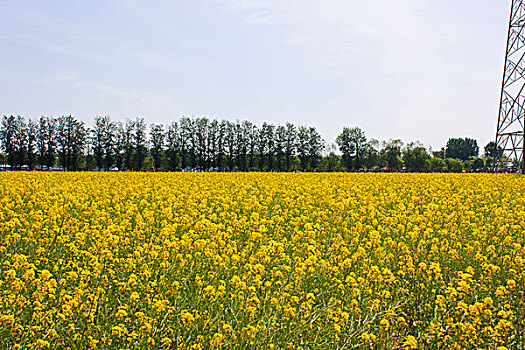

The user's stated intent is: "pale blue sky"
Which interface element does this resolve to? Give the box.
[0,0,508,150]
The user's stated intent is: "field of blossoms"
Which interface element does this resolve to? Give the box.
[0,173,524,349]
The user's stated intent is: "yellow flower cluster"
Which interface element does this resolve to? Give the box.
[0,172,524,349]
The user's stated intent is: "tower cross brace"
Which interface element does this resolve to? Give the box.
[496,0,525,172]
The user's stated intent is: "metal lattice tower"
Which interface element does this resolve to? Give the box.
[496,0,525,172]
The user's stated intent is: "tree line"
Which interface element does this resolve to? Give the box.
[0,115,503,172]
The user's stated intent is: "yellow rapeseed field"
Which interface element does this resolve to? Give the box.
[0,173,524,349]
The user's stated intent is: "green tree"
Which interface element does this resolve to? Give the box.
[447,158,463,172]
[432,147,446,159]
[57,115,86,170]
[133,118,148,170]
[361,139,380,169]
[471,157,485,171]
[223,120,236,170]
[428,157,447,172]
[150,124,165,170]
[308,127,324,171]
[114,122,125,170]
[12,116,27,169]
[36,116,48,168]
[235,120,251,171]
[45,118,58,169]
[122,120,134,170]
[216,120,226,169]
[92,116,106,170]
[324,144,340,172]
[336,127,353,170]
[26,119,38,170]
[166,122,181,171]
[245,121,258,171]
[380,139,403,171]
[297,126,310,171]
[195,117,209,169]
[402,142,430,172]
[180,117,196,169]
[284,123,297,171]
[445,138,479,160]
[274,125,286,171]
[484,141,503,158]
[0,115,17,168]
[103,117,117,170]
[259,122,275,171]
[207,120,218,169]
[336,127,366,170]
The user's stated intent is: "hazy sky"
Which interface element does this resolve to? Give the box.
[0,0,509,150]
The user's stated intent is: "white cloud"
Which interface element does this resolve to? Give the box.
[0,0,509,148]
[212,0,480,82]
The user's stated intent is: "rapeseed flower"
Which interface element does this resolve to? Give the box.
[0,173,524,348]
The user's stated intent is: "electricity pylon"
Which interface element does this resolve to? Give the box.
[495,0,525,172]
